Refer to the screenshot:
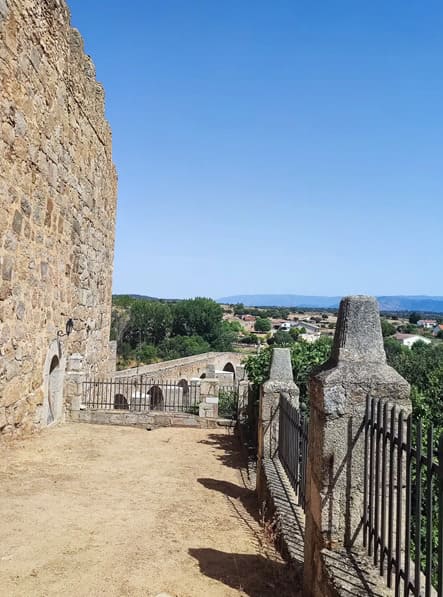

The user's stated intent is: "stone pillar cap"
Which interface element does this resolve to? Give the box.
[331,295,386,365]
[269,348,294,383]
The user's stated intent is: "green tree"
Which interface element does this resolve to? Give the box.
[212,320,239,351]
[254,317,271,332]
[158,335,211,360]
[409,312,421,324]
[233,303,246,316]
[135,343,158,364]
[172,297,224,343]
[268,330,294,347]
[125,300,172,346]
[244,336,333,410]
[290,326,305,338]
[381,318,396,337]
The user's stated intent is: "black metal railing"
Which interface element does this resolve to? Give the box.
[278,393,309,510]
[82,378,200,413]
[218,385,239,419]
[364,396,443,596]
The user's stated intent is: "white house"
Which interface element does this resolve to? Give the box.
[291,321,320,334]
[417,319,437,329]
[300,332,321,344]
[394,333,432,348]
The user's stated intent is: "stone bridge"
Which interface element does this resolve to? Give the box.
[113,352,245,383]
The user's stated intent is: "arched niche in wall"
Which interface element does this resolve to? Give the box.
[41,339,67,427]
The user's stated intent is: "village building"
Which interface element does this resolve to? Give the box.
[417,319,437,329]
[394,333,432,348]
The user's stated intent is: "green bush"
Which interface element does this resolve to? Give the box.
[218,390,238,419]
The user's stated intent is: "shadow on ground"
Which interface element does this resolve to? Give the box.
[198,477,259,522]
[189,547,300,597]
[198,432,246,470]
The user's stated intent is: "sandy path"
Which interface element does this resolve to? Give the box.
[0,424,297,597]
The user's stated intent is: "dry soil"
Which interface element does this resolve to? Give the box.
[0,424,299,597]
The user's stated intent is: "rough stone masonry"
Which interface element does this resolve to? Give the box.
[0,0,117,436]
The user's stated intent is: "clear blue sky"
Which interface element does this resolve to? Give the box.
[69,1,443,299]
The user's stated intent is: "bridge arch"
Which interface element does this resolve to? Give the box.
[223,362,236,380]
[114,394,129,410]
[149,385,164,411]
[177,379,189,405]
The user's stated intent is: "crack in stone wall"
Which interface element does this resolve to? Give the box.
[0,0,117,436]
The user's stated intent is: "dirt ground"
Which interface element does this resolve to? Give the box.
[0,423,299,597]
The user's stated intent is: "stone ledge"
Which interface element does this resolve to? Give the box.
[70,409,221,429]
[322,548,393,597]
[261,456,305,568]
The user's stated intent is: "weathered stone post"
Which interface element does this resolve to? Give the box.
[303,296,411,597]
[237,379,250,420]
[257,348,299,502]
[198,378,220,418]
[64,353,86,421]
[235,365,246,382]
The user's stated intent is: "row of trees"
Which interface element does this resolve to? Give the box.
[231,304,291,319]
[381,317,443,339]
[385,339,443,430]
[111,297,239,366]
[244,326,443,424]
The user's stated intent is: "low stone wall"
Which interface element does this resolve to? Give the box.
[71,409,229,430]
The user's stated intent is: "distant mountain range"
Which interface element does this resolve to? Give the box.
[217,295,443,314]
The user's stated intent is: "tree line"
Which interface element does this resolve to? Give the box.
[111,296,239,367]
[244,322,443,425]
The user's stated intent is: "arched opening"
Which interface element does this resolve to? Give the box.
[46,356,60,426]
[200,373,206,379]
[178,378,189,406]
[45,355,65,426]
[114,394,129,410]
[41,340,66,428]
[149,385,164,411]
[223,362,236,382]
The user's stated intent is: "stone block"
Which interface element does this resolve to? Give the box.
[172,416,199,427]
[199,402,217,418]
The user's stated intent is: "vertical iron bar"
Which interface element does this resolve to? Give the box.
[295,407,300,494]
[425,426,433,597]
[415,419,423,596]
[387,405,396,588]
[369,398,375,556]
[404,414,412,597]
[364,395,370,549]
[380,401,388,577]
[438,433,443,597]
[375,400,382,565]
[395,409,404,597]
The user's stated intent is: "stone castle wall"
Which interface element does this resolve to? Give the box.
[0,0,117,435]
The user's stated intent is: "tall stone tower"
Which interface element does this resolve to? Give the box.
[0,0,118,436]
